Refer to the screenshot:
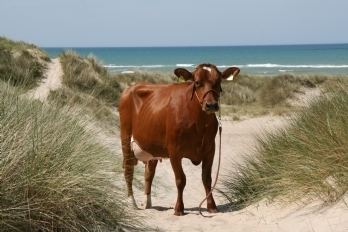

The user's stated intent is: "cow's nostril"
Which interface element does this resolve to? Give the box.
[206,103,219,111]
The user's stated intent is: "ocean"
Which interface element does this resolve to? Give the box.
[43,44,348,75]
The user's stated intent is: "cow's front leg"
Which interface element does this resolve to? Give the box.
[144,160,158,209]
[202,155,218,213]
[170,157,186,216]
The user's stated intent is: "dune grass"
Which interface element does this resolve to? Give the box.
[53,51,123,128]
[0,36,41,52]
[220,74,325,106]
[219,74,328,117]
[59,51,121,106]
[0,82,141,231]
[0,47,47,90]
[222,87,348,208]
[48,86,119,131]
[115,71,174,87]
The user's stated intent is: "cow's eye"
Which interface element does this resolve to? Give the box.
[195,80,201,86]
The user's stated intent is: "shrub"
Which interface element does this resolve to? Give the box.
[0,48,45,89]
[222,87,348,207]
[59,51,121,106]
[259,75,301,106]
[48,87,119,129]
[115,71,173,87]
[221,83,256,105]
[0,82,140,231]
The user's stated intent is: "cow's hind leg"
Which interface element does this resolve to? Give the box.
[170,157,186,216]
[202,153,218,213]
[144,160,158,209]
[124,164,138,208]
[120,118,138,208]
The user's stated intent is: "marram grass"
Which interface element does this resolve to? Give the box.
[222,87,348,207]
[0,82,141,231]
[59,51,121,106]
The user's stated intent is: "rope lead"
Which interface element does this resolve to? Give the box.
[198,99,222,217]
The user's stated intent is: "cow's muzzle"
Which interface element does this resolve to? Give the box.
[193,85,220,113]
[203,102,219,113]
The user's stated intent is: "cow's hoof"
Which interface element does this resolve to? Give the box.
[208,208,218,213]
[127,195,139,209]
[144,194,152,209]
[174,211,185,216]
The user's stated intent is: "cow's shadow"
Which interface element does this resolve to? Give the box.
[150,202,242,216]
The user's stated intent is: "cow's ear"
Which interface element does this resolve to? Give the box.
[222,67,240,81]
[174,68,193,81]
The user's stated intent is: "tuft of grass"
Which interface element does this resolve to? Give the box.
[0,36,50,63]
[0,82,141,231]
[59,51,121,106]
[222,86,348,208]
[219,74,347,117]
[115,71,174,88]
[258,75,302,106]
[50,51,121,129]
[48,87,119,131]
[0,44,47,90]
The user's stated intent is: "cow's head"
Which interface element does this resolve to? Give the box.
[174,64,240,113]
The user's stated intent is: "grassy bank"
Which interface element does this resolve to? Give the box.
[219,74,332,117]
[48,51,122,129]
[222,87,348,208]
[0,82,140,231]
[0,37,49,90]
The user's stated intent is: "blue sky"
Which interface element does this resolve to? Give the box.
[1,0,347,47]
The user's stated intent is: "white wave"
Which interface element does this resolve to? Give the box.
[176,64,195,67]
[121,71,135,74]
[217,65,229,68]
[140,65,166,68]
[104,64,166,68]
[104,65,138,68]
[244,63,348,69]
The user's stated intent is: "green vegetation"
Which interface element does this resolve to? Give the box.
[222,87,348,208]
[116,71,174,87]
[48,87,119,130]
[220,74,330,117]
[0,37,49,90]
[0,82,141,231]
[48,51,122,129]
[59,51,121,105]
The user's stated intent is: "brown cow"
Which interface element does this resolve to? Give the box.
[119,64,240,216]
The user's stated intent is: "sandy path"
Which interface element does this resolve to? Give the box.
[130,116,348,232]
[28,58,62,101]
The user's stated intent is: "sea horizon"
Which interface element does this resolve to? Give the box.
[43,43,348,75]
[41,41,348,48]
